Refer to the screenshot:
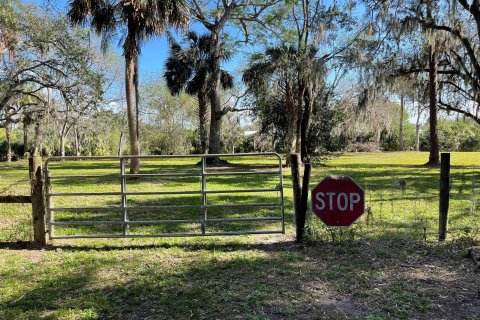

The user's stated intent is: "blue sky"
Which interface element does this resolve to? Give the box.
[137,26,243,75]
[31,0,243,77]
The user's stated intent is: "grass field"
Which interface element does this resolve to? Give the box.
[0,152,479,319]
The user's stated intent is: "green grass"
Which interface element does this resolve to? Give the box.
[0,152,479,319]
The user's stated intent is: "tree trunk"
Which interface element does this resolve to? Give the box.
[198,89,208,154]
[426,1,439,166]
[295,107,302,153]
[74,126,81,156]
[23,119,28,156]
[208,99,222,156]
[60,133,66,158]
[415,120,421,151]
[125,49,140,173]
[59,122,70,160]
[295,76,305,157]
[118,131,124,157]
[285,81,298,165]
[207,31,223,163]
[426,47,439,165]
[415,99,421,152]
[300,87,314,162]
[399,94,404,151]
[134,55,141,144]
[33,121,41,156]
[5,124,12,162]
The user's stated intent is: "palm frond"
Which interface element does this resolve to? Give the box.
[186,73,206,96]
[164,30,232,97]
[68,0,190,55]
[220,71,234,90]
[243,61,274,86]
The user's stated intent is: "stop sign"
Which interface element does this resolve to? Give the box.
[311,176,365,227]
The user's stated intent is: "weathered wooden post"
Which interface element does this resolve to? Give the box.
[29,156,46,245]
[439,152,450,242]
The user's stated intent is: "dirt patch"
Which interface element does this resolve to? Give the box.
[0,219,17,227]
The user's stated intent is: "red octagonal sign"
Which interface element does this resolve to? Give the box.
[311,176,365,227]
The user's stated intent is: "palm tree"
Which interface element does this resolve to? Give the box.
[244,44,324,162]
[68,0,189,173]
[243,45,301,157]
[164,31,233,154]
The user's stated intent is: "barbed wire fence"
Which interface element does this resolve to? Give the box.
[305,163,480,242]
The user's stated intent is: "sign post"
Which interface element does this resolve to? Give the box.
[311,176,365,227]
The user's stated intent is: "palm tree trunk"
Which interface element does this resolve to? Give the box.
[134,55,141,144]
[125,52,140,173]
[198,90,208,154]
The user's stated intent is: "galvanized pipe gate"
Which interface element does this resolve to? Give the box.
[45,153,285,239]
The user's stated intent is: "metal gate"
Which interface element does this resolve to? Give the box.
[45,153,285,239]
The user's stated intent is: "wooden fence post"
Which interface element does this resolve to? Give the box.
[29,156,46,245]
[439,152,450,242]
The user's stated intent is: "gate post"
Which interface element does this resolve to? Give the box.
[439,152,450,242]
[29,156,46,245]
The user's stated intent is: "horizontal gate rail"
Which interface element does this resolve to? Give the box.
[124,173,200,177]
[49,188,280,197]
[49,203,283,212]
[49,192,123,196]
[47,174,120,179]
[51,217,282,226]
[45,153,285,239]
[50,230,283,239]
[49,207,122,212]
[203,171,278,176]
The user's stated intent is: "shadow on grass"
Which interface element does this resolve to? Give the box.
[0,239,298,252]
[2,238,479,319]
